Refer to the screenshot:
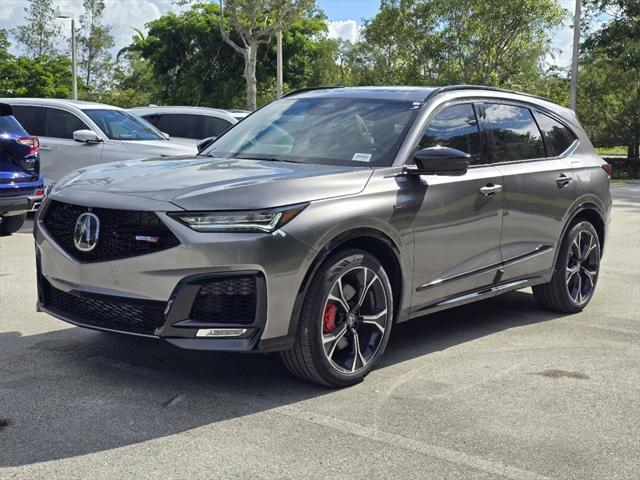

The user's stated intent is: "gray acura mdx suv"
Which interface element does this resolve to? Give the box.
[35,86,612,387]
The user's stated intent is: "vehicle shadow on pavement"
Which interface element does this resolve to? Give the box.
[0,290,564,468]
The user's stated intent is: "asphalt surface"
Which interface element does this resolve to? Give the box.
[1,184,638,480]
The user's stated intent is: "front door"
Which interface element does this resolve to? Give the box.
[410,103,504,313]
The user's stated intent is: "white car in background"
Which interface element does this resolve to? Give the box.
[2,98,197,183]
[129,106,249,147]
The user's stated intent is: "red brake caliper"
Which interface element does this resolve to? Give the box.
[323,302,338,333]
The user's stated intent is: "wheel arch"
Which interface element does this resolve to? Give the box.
[555,203,607,267]
[259,227,406,352]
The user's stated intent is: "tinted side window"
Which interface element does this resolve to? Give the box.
[203,116,232,137]
[11,105,46,136]
[155,114,202,139]
[420,104,482,164]
[534,111,576,157]
[142,114,161,127]
[484,104,545,161]
[45,108,89,139]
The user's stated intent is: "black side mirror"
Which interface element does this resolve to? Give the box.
[407,146,470,176]
[197,136,217,153]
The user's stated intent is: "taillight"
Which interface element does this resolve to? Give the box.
[34,188,45,197]
[601,162,613,177]
[17,136,40,155]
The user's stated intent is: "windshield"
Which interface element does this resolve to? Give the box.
[83,109,164,141]
[202,97,419,167]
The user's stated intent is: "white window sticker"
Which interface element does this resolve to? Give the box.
[352,153,372,162]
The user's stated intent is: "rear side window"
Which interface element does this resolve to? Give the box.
[483,104,545,162]
[0,115,28,136]
[534,111,576,157]
[11,105,46,136]
[203,116,233,138]
[419,104,482,165]
[155,114,201,139]
[46,108,89,139]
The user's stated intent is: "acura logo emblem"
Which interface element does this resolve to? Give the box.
[73,212,100,252]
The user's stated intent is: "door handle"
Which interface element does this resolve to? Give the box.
[479,184,502,196]
[556,174,573,188]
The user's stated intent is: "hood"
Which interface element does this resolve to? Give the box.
[52,156,373,210]
[119,140,197,156]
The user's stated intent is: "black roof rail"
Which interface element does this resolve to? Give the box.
[282,86,341,98]
[425,85,553,104]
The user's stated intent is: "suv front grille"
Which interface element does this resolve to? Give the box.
[190,276,257,324]
[42,279,166,336]
[42,200,180,262]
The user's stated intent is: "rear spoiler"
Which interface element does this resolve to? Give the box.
[0,103,13,116]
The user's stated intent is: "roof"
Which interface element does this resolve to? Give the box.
[128,105,244,121]
[0,97,122,110]
[285,86,437,102]
[284,85,562,109]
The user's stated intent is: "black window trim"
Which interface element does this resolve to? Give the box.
[407,99,491,168]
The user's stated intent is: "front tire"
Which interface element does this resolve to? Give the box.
[281,249,394,387]
[0,214,26,236]
[533,220,601,313]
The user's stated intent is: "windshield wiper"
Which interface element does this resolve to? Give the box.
[235,156,301,163]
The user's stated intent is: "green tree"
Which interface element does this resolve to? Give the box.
[0,29,11,62]
[127,2,335,108]
[12,0,61,58]
[218,0,315,110]
[579,0,639,166]
[77,0,115,90]
[0,56,75,98]
[349,0,564,89]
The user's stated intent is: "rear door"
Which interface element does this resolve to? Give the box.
[480,102,577,281]
[410,102,505,311]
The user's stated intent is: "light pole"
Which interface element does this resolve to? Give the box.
[276,30,283,98]
[569,0,581,111]
[57,13,77,100]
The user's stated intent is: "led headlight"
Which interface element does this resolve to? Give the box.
[168,204,307,233]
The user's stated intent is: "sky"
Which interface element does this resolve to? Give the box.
[0,0,578,68]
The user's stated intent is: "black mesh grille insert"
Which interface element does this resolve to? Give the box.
[42,279,166,336]
[190,276,257,324]
[42,200,180,262]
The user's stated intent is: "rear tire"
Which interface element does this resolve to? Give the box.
[281,249,394,387]
[0,214,26,236]
[533,220,601,313]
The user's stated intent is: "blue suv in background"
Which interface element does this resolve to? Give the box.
[0,103,44,235]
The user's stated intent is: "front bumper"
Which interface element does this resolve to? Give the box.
[34,200,315,352]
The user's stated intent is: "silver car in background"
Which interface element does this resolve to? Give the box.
[129,106,250,146]
[34,86,612,387]
[1,98,197,183]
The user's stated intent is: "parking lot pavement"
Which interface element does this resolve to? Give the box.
[0,184,638,480]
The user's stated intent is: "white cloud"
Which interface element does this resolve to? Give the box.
[327,19,361,44]
[0,0,187,56]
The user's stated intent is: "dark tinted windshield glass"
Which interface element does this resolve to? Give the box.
[203,97,418,166]
[534,111,576,157]
[420,104,482,164]
[484,104,545,161]
[83,109,163,140]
